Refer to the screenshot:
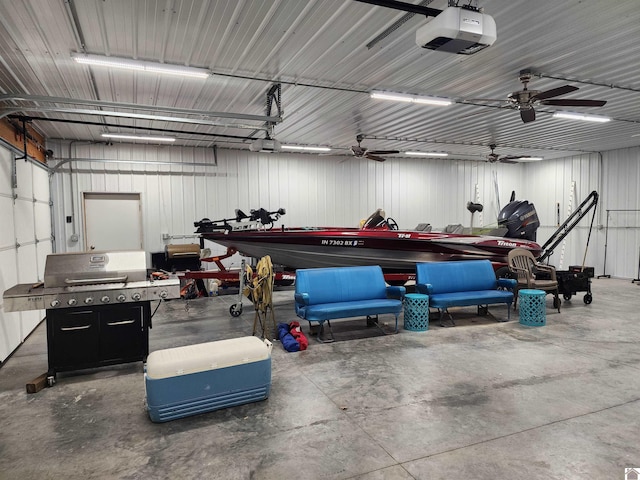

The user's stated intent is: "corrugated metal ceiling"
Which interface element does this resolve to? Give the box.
[0,0,639,161]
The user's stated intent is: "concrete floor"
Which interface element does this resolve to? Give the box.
[1,277,639,480]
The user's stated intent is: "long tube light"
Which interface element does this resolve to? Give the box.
[101,133,176,142]
[516,156,544,162]
[281,145,332,152]
[72,53,210,79]
[405,151,449,157]
[552,112,611,123]
[371,91,452,106]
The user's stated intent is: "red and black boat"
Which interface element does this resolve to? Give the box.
[195,199,543,273]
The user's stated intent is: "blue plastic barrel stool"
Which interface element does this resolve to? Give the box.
[518,289,546,326]
[403,293,429,331]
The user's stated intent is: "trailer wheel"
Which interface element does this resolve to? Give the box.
[563,293,572,301]
[583,293,593,304]
[229,304,242,317]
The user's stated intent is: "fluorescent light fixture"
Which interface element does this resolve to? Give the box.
[281,145,332,152]
[72,53,210,79]
[405,151,449,157]
[371,91,452,106]
[552,112,611,123]
[515,156,544,162]
[101,133,176,142]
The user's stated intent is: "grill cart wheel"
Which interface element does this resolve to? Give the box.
[584,293,593,304]
[563,293,572,301]
[229,304,243,317]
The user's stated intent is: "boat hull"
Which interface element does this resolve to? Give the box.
[201,228,542,272]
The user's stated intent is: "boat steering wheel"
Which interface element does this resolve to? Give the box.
[386,218,399,230]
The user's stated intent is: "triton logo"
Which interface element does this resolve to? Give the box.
[497,240,517,247]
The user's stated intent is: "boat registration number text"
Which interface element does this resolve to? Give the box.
[321,239,364,246]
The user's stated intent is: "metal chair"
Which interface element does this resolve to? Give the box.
[507,248,561,312]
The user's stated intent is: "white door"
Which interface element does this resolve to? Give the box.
[83,192,143,251]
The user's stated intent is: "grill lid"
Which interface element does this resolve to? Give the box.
[44,251,148,288]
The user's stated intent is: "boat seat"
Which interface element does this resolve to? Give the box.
[414,223,432,232]
[443,224,464,234]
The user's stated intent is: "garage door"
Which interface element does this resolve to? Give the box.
[0,145,51,362]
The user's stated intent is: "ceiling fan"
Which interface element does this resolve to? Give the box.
[350,134,399,162]
[478,70,607,124]
[485,144,530,164]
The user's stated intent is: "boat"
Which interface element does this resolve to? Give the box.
[195,201,543,273]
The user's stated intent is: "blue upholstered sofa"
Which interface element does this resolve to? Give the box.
[416,260,516,326]
[294,265,405,342]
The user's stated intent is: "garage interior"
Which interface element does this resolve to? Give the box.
[0,1,639,479]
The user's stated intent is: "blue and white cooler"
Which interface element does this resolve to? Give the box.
[145,336,272,422]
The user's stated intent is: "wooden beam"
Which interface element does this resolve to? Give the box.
[0,118,47,164]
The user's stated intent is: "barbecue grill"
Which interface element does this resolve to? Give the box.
[3,250,180,386]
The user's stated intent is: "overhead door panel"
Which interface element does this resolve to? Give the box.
[34,202,51,240]
[0,147,50,362]
[0,249,20,362]
[0,196,15,248]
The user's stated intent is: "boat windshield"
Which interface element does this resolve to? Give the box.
[361,209,388,230]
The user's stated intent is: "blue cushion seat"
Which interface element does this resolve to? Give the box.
[416,260,516,325]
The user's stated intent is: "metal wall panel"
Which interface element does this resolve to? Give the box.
[48,141,640,278]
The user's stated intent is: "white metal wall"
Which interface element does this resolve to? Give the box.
[0,144,51,363]
[47,141,640,279]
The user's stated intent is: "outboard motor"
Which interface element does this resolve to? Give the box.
[498,199,540,241]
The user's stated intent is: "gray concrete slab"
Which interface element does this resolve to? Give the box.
[1,277,639,479]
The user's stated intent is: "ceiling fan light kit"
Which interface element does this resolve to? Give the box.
[370,91,452,106]
[552,112,611,123]
[72,53,211,79]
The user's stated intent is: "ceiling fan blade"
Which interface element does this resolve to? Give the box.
[365,154,386,162]
[541,99,607,107]
[498,157,520,164]
[368,149,400,155]
[532,85,578,101]
[520,108,536,123]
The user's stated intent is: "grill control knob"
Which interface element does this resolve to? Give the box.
[159,290,168,299]
[131,292,142,301]
[101,295,111,304]
[84,297,94,305]
[116,294,126,303]
[50,299,60,307]
[67,298,77,306]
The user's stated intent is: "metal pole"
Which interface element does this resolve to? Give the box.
[597,210,610,278]
[633,245,640,284]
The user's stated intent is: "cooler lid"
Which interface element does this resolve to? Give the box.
[146,336,272,380]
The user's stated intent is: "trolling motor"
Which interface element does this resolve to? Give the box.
[467,201,483,232]
[194,208,286,233]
